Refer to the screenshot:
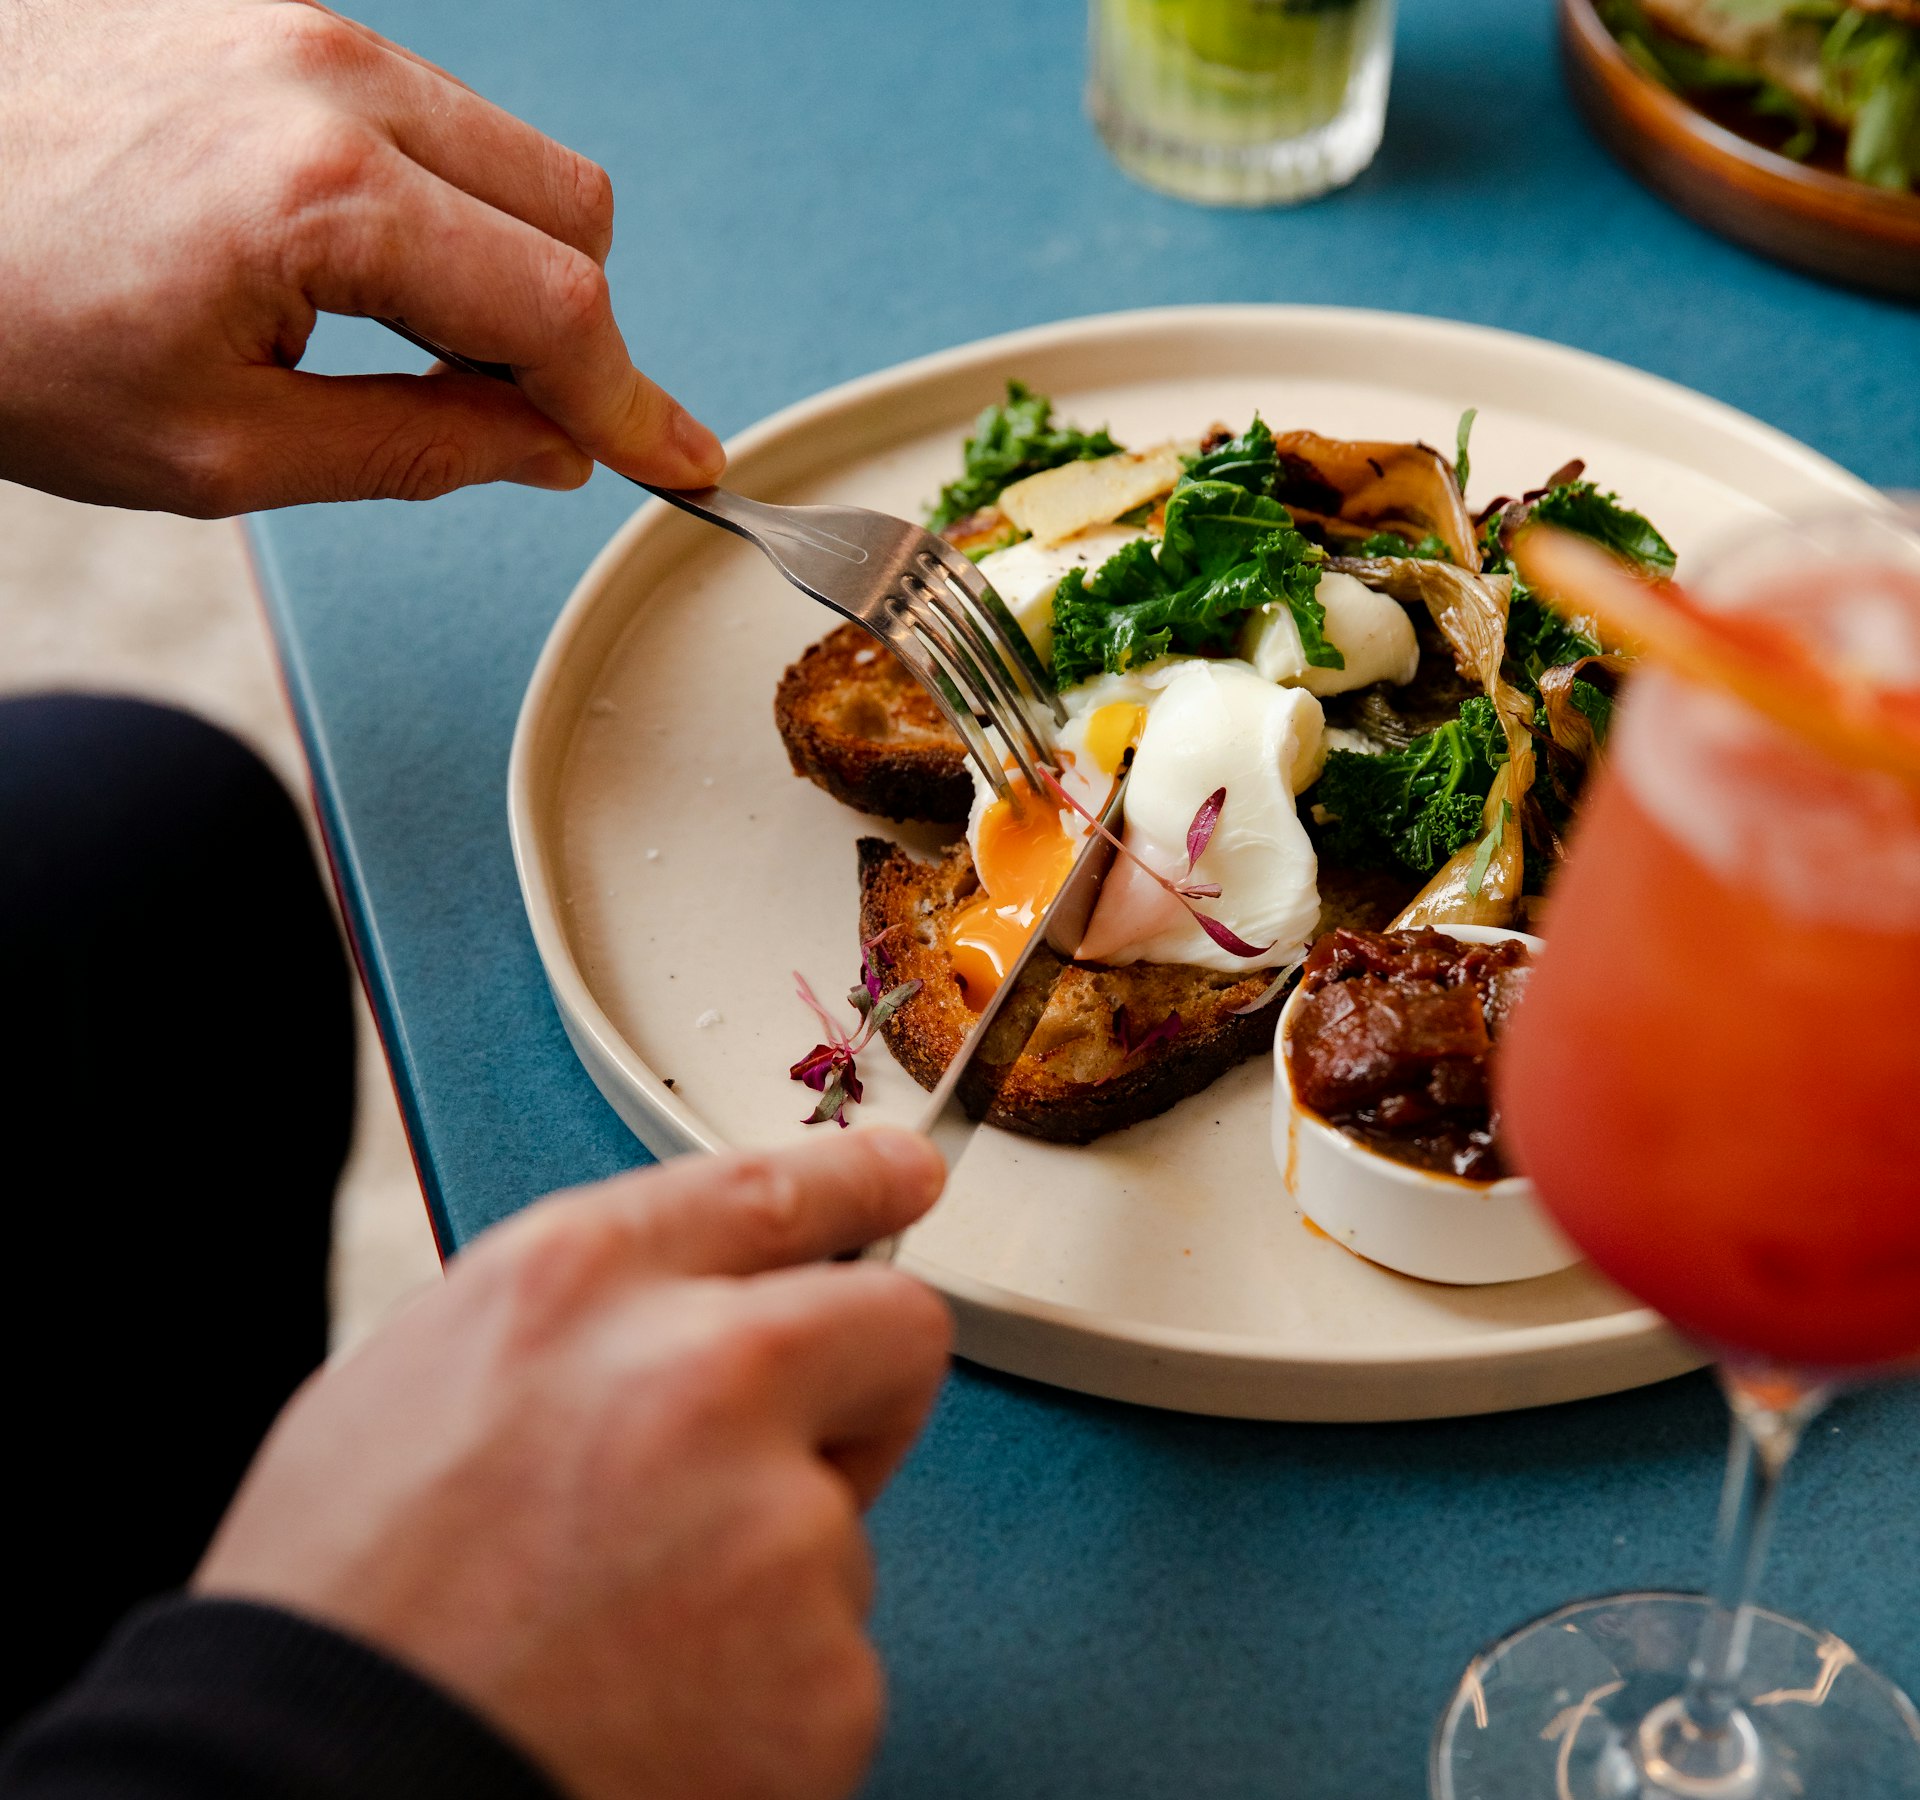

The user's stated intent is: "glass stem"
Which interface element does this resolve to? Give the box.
[1681,1368,1830,1735]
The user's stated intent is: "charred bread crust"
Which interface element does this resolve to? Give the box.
[856,835,1282,1145]
[773,623,970,823]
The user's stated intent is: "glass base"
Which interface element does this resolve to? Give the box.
[1431,1593,1920,1800]
[1088,70,1385,205]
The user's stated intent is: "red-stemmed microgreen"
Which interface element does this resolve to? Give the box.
[1036,771,1273,960]
[790,929,922,1128]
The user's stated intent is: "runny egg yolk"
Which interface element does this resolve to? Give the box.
[947,780,1077,1011]
[1083,701,1147,775]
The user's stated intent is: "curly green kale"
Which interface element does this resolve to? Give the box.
[1355,529,1453,561]
[1182,417,1280,497]
[1049,462,1330,688]
[926,383,1122,531]
[1313,697,1506,876]
[1529,482,1676,574]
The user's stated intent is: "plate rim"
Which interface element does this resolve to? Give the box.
[508,301,1872,1402]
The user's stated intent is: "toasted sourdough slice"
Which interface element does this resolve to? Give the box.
[774,623,972,823]
[856,837,1417,1144]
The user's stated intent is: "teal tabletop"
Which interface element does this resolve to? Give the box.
[248,1,1920,1793]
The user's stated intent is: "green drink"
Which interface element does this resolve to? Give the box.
[1089,0,1396,204]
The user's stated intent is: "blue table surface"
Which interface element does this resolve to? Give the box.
[249,0,1920,1792]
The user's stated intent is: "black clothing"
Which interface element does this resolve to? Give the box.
[0,697,353,1725]
[0,1598,561,1800]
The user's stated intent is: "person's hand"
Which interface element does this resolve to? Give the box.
[195,1129,951,1800]
[0,0,725,515]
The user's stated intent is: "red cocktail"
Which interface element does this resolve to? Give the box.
[1504,662,1920,1371]
[1431,511,1920,1800]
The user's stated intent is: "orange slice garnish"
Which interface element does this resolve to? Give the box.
[1514,524,1920,787]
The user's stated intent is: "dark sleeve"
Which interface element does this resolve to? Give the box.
[0,1596,566,1800]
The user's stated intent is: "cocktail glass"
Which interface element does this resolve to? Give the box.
[1430,506,1920,1799]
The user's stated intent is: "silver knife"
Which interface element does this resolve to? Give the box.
[864,773,1128,1261]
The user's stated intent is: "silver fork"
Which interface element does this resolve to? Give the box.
[379,321,1063,798]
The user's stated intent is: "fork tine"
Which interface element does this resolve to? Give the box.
[874,617,1012,803]
[922,537,1069,728]
[910,556,1058,764]
[901,572,1053,788]
[897,585,1052,796]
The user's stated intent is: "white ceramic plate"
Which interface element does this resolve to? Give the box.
[509,305,1872,1422]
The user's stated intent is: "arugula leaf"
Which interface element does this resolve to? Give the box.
[1312,697,1506,876]
[1182,417,1279,497]
[1454,407,1477,497]
[927,382,1122,531]
[1531,482,1677,573]
[1355,529,1453,561]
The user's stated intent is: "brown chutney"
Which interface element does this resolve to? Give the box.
[1283,927,1533,1181]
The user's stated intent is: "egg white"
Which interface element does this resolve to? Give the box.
[975,525,1149,668]
[1237,570,1420,697]
[966,658,1325,976]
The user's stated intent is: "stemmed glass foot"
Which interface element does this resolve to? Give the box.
[1430,1592,1920,1798]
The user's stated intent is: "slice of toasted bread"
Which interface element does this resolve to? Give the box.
[857,836,1282,1143]
[774,623,972,823]
[855,835,1420,1143]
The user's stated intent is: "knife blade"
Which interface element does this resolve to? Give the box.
[862,773,1128,1262]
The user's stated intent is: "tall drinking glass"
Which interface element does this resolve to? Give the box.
[1088,0,1395,205]
[1431,509,1920,1799]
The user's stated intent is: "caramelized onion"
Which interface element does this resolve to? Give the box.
[1274,432,1480,570]
[1537,653,1632,762]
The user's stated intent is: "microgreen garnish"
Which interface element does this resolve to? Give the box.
[790,930,922,1128]
[1465,800,1514,899]
[1454,407,1477,497]
[1037,772,1274,960]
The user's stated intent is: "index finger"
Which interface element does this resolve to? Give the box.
[286,145,722,483]
[569,1129,948,1279]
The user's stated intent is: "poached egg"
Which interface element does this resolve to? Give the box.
[948,659,1326,1006]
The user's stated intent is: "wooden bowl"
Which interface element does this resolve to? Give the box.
[1560,0,1920,301]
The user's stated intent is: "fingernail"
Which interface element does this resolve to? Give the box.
[509,446,593,491]
[670,407,726,481]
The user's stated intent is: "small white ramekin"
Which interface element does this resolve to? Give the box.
[1273,925,1579,1286]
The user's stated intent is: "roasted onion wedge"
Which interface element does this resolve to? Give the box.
[1274,431,1480,570]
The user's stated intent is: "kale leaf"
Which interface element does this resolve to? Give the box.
[1159,480,1295,584]
[1182,417,1279,497]
[1050,516,1329,688]
[1506,593,1603,686]
[926,382,1122,531]
[1355,529,1453,562]
[1313,697,1506,876]
[1048,417,1332,688]
[1530,482,1677,574]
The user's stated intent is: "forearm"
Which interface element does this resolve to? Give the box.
[0,1598,562,1800]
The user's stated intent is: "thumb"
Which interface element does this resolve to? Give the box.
[200,366,595,511]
